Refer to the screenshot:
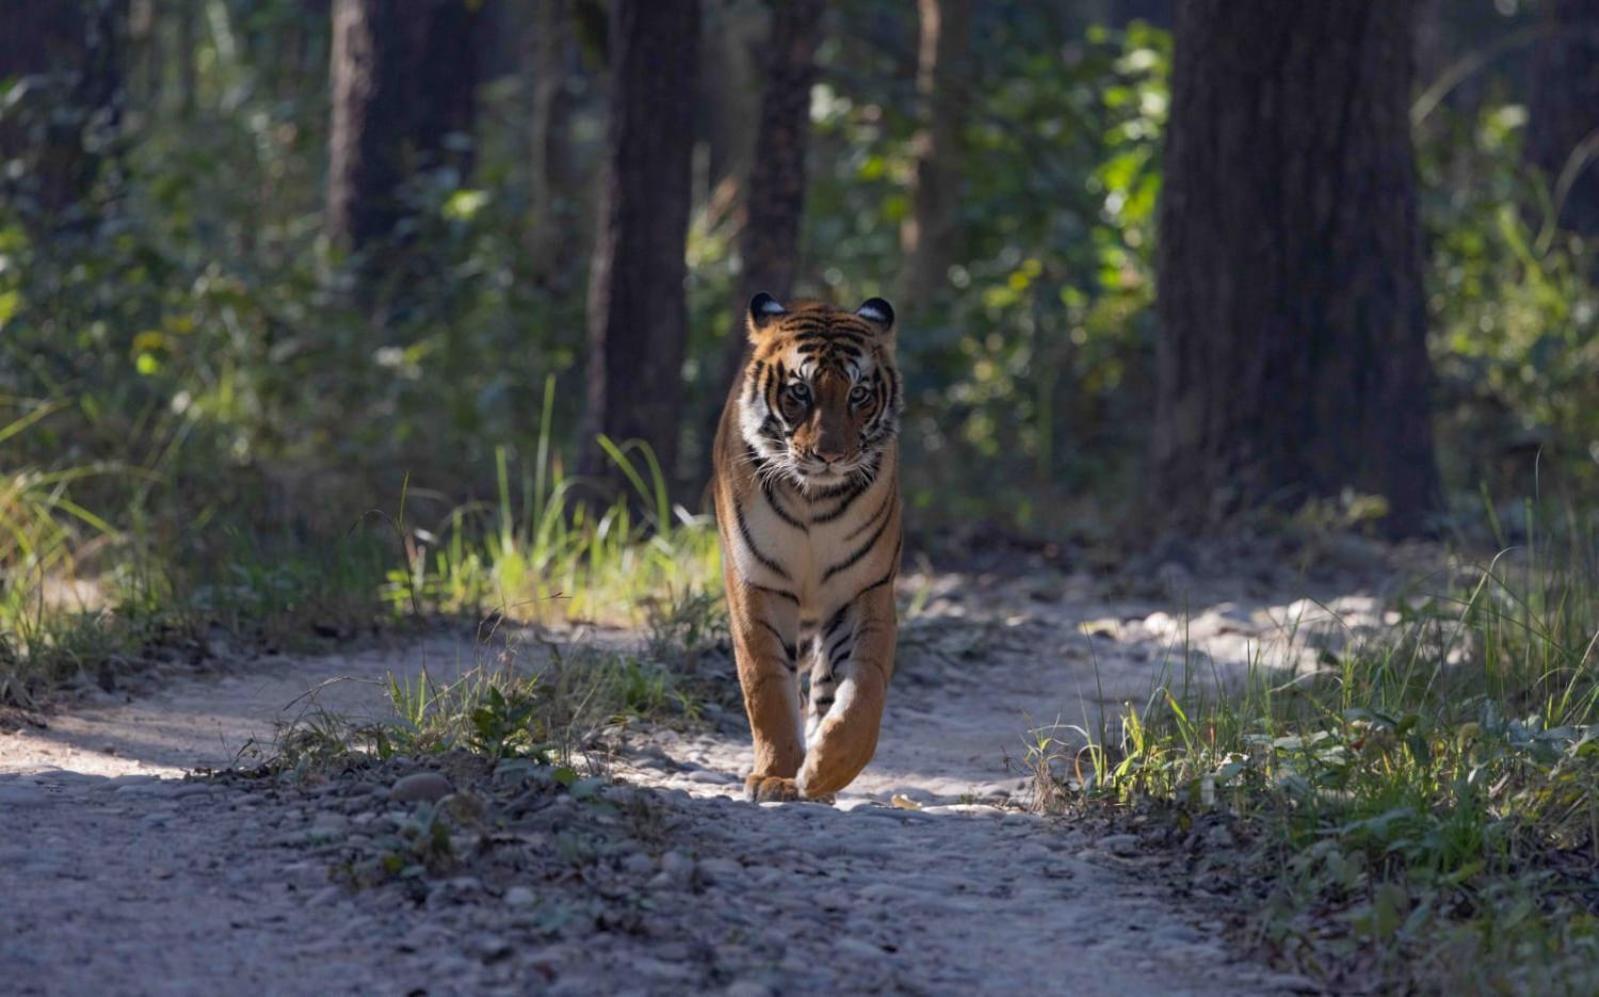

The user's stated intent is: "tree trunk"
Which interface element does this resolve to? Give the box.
[1111,0,1171,29]
[528,0,578,285]
[0,0,126,234]
[899,0,970,308]
[326,0,410,254]
[716,1,824,382]
[1152,0,1441,537]
[1527,0,1599,236]
[580,0,701,497]
[405,0,483,180]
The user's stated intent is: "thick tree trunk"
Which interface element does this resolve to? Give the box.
[326,0,409,254]
[0,0,125,234]
[1527,0,1599,236]
[405,0,483,179]
[580,0,701,496]
[1152,0,1441,537]
[899,0,970,308]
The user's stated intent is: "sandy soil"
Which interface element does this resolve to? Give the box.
[0,565,1377,994]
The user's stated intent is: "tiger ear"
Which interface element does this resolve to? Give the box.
[747,292,787,339]
[855,297,895,333]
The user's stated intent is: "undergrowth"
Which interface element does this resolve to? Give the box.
[1029,504,1599,992]
[0,378,721,707]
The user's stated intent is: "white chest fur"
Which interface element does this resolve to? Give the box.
[726,454,897,618]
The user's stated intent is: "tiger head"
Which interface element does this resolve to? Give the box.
[738,292,902,494]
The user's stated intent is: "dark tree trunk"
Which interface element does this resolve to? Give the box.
[580,0,701,496]
[0,0,126,234]
[326,0,410,254]
[1152,0,1441,537]
[716,0,825,388]
[528,0,579,285]
[699,1,764,201]
[899,0,971,308]
[1527,0,1599,236]
[405,0,483,179]
[699,0,824,487]
[1111,0,1170,29]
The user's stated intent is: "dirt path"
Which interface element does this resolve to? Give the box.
[0,567,1371,994]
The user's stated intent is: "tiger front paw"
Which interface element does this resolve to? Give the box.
[744,774,802,803]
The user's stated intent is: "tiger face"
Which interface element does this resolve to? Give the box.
[738,293,902,494]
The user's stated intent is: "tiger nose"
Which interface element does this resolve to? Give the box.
[814,442,847,464]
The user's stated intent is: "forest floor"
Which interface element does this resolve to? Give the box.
[0,546,1404,995]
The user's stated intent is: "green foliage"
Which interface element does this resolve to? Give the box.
[1030,508,1599,989]
[803,17,1170,524]
[1419,98,1599,499]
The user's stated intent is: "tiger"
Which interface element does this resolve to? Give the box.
[711,291,903,802]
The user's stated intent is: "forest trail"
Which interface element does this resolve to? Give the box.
[0,566,1376,995]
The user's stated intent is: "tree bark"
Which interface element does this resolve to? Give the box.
[899,0,970,308]
[580,0,701,497]
[1527,0,1599,236]
[528,0,579,285]
[0,0,126,234]
[326,0,409,253]
[1110,0,1170,29]
[716,1,825,386]
[405,0,483,179]
[1152,0,1441,537]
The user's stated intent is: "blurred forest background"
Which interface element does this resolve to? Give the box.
[2,0,1598,682]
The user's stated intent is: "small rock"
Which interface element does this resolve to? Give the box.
[659,850,694,886]
[390,772,453,804]
[1099,833,1141,856]
[1204,824,1236,849]
[697,857,742,884]
[476,935,513,962]
[504,886,536,907]
[621,852,656,877]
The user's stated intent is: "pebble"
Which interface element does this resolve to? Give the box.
[1098,834,1142,856]
[390,772,453,804]
[621,852,655,876]
[697,857,742,883]
[504,886,536,907]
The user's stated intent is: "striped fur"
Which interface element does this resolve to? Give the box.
[711,294,903,802]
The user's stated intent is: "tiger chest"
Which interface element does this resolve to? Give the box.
[729,472,896,617]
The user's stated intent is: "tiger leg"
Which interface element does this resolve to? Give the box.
[796,585,896,799]
[726,581,805,802]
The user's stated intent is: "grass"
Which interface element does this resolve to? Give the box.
[1029,505,1599,992]
[1,376,722,707]
[253,590,728,780]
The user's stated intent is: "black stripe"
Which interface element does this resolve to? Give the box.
[735,503,790,580]
[811,695,835,711]
[851,539,903,600]
[823,604,849,639]
[756,620,798,668]
[753,584,799,605]
[746,362,764,403]
[827,632,852,662]
[822,504,892,581]
[845,487,895,541]
[761,480,807,531]
[812,479,869,524]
